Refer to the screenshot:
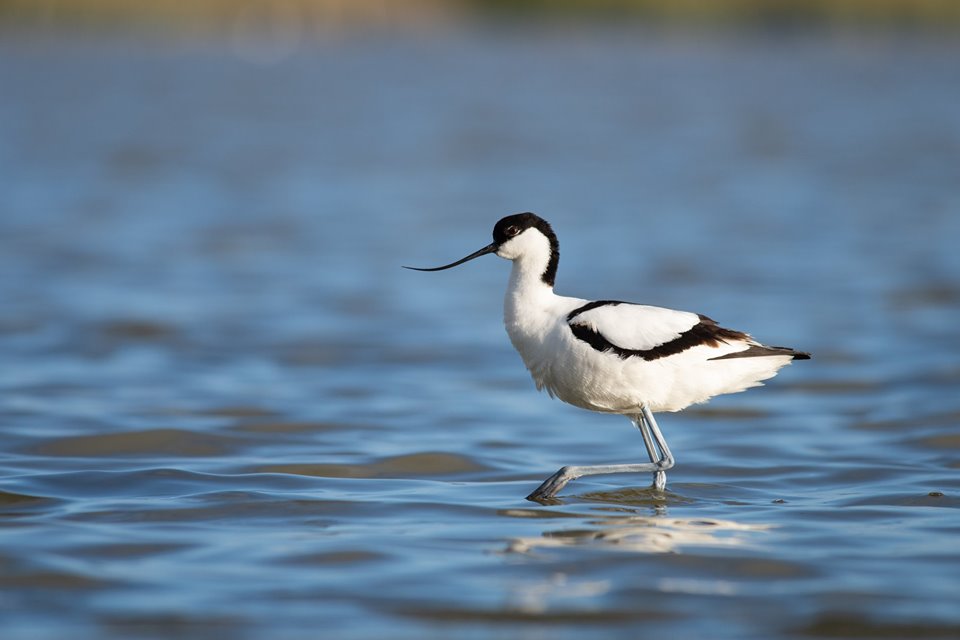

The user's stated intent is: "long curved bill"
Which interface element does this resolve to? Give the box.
[403,242,498,272]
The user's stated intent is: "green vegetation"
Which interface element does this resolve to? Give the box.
[2,0,959,32]
[477,0,960,27]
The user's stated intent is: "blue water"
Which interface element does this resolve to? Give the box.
[1,29,959,639]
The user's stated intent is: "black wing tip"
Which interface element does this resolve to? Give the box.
[770,345,811,360]
[709,345,811,361]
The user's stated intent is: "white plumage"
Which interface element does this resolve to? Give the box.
[407,212,809,500]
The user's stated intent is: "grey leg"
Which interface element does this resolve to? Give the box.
[636,406,675,490]
[526,462,663,502]
[642,405,675,473]
[526,405,675,501]
[635,414,667,491]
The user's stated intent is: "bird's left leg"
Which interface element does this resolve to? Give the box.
[637,405,674,491]
[633,414,665,490]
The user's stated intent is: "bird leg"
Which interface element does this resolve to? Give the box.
[526,405,675,502]
[637,406,674,491]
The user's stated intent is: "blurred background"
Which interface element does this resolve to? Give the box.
[2,2,959,640]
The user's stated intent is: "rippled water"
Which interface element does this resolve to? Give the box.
[2,29,959,639]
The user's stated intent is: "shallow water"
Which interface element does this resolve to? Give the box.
[2,29,959,639]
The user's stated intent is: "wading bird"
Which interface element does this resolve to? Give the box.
[406,213,809,501]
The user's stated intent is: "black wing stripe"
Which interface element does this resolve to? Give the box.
[569,313,752,362]
[566,300,624,322]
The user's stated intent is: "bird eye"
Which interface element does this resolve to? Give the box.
[506,225,520,237]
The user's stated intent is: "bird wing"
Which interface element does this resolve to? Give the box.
[567,301,701,353]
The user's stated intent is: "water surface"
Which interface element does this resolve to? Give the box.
[1,30,959,639]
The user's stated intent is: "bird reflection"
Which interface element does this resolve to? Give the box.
[504,513,771,554]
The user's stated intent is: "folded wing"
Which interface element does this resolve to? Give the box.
[567,301,712,360]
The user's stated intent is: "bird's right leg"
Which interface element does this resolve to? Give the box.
[526,461,663,502]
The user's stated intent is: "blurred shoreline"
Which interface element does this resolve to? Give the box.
[2,0,959,35]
